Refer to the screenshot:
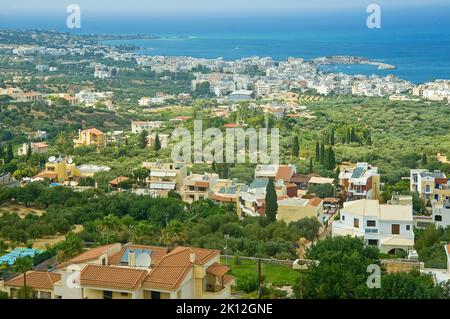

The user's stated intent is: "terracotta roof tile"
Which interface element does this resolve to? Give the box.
[276,166,293,182]
[206,262,230,277]
[309,198,323,207]
[143,246,219,290]
[80,265,148,290]
[108,245,168,267]
[58,243,120,268]
[143,248,193,290]
[5,271,61,290]
[109,176,130,186]
[86,128,104,136]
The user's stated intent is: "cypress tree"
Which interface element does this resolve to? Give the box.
[0,144,3,159]
[315,141,320,162]
[319,144,325,165]
[330,129,335,146]
[26,143,32,158]
[138,130,148,149]
[292,135,300,158]
[335,166,341,180]
[154,134,161,151]
[265,178,278,223]
[346,128,351,144]
[421,153,428,168]
[366,133,372,146]
[5,143,13,163]
[350,127,356,143]
[309,158,314,174]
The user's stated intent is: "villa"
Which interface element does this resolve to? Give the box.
[332,199,415,254]
[2,243,234,299]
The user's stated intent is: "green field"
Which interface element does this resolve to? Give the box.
[221,257,301,287]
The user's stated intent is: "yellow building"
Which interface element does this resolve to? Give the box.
[33,157,111,183]
[34,156,79,183]
[73,128,105,148]
[277,197,323,224]
[410,169,450,205]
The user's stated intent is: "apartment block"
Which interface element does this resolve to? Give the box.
[181,173,219,204]
[339,163,381,201]
[142,162,187,197]
[73,128,105,148]
[410,169,450,204]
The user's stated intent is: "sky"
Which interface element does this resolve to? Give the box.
[1,0,450,15]
[0,0,449,33]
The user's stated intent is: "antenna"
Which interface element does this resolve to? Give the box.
[135,252,151,268]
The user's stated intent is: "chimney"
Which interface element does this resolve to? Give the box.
[189,252,196,264]
[128,250,136,267]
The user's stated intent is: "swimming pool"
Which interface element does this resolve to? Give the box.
[0,248,44,266]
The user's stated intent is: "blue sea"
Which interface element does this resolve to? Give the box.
[2,7,450,84]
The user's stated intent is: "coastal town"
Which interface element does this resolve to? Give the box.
[0,29,450,300]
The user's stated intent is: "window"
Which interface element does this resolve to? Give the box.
[367,220,376,227]
[120,292,129,297]
[425,185,431,193]
[342,215,345,221]
[406,225,411,231]
[353,218,359,228]
[101,258,106,266]
[103,291,113,299]
[151,291,161,299]
[367,239,378,246]
[392,224,400,235]
[435,215,443,222]
[40,291,51,299]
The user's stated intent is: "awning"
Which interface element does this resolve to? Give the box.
[206,262,230,277]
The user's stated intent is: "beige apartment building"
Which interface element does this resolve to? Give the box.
[142,162,187,197]
[73,128,105,148]
[181,173,220,203]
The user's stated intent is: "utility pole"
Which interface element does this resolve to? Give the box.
[258,258,262,299]
[224,234,229,268]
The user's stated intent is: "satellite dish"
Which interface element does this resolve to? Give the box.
[48,156,56,163]
[135,252,151,268]
[67,157,73,164]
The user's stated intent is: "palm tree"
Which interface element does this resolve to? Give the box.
[0,239,8,253]
[13,256,33,299]
[57,233,84,262]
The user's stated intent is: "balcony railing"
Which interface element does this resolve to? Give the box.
[365,228,379,234]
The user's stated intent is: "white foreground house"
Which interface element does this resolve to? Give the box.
[332,199,414,254]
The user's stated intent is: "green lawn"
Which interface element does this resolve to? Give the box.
[221,257,301,287]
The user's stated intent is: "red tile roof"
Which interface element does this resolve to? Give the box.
[276,166,293,182]
[309,198,323,207]
[143,246,219,290]
[206,262,230,277]
[86,128,104,136]
[108,245,169,267]
[109,176,130,186]
[80,265,148,290]
[58,243,120,268]
[5,271,61,290]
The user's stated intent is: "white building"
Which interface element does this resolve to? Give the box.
[131,121,162,134]
[332,199,415,254]
[432,201,450,228]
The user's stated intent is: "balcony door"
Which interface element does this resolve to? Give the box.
[391,224,400,235]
